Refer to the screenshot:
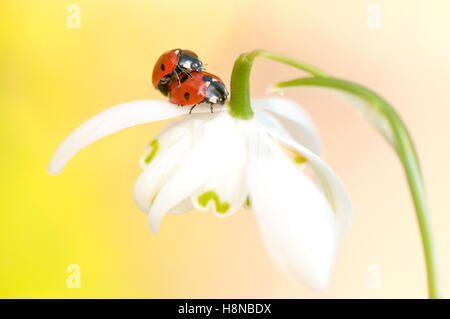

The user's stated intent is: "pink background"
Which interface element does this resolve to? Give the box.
[1,0,449,298]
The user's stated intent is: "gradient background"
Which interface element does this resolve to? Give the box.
[1,0,449,298]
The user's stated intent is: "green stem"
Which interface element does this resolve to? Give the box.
[229,50,329,119]
[275,77,441,298]
[229,49,441,297]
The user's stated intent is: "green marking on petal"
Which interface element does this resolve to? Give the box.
[150,193,157,205]
[144,139,159,164]
[280,144,307,165]
[198,190,230,214]
[294,155,307,164]
[245,196,251,208]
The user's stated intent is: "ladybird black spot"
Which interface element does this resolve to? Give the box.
[184,92,190,101]
[202,75,213,82]
[160,64,165,71]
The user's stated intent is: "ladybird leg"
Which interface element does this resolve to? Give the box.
[189,104,198,114]
[178,66,193,79]
[210,103,214,113]
[173,71,181,88]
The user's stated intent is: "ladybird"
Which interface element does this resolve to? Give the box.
[152,49,203,96]
[168,71,228,114]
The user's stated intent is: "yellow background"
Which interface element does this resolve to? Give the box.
[1,0,449,298]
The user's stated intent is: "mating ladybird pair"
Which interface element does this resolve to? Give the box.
[152,49,228,113]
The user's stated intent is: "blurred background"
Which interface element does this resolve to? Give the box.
[1,0,449,298]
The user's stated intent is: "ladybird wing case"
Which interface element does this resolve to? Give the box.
[152,49,180,88]
[179,49,198,58]
[168,72,209,106]
[200,71,224,84]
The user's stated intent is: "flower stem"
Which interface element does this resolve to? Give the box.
[229,50,329,119]
[229,49,441,297]
[274,76,441,298]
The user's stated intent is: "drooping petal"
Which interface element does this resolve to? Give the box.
[190,117,248,217]
[139,113,214,169]
[148,113,246,234]
[48,100,225,175]
[167,198,194,215]
[252,97,322,155]
[255,116,352,238]
[253,109,293,140]
[133,134,192,214]
[247,139,337,291]
[252,110,307,166]
[134,114,216,215]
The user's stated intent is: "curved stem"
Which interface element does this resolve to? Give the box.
[228,49,441,297]
[229,50,329,119]
[275,77,441,298]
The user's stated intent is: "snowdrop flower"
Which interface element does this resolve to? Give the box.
[48,48,441,298]
[48,97,351,291]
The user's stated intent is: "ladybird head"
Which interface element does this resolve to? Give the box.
[178,51,204,72]
[205,80,229,105]
[191,60,203,72]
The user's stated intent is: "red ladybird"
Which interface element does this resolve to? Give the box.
[168,71,229,114]
[152,49,203,96]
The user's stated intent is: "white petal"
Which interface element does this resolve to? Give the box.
[133,135,192,214]
[252,109,293,140]
[190,117,248,217]
[167,198,194,215]
[148,156,207,234]
[139,113,214,169]
[148,112,243,233]
[252,97,322,155]
[247,148,337,291]
[135,116,218,217]
[48,100,226,175]
[256,118,352,238]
